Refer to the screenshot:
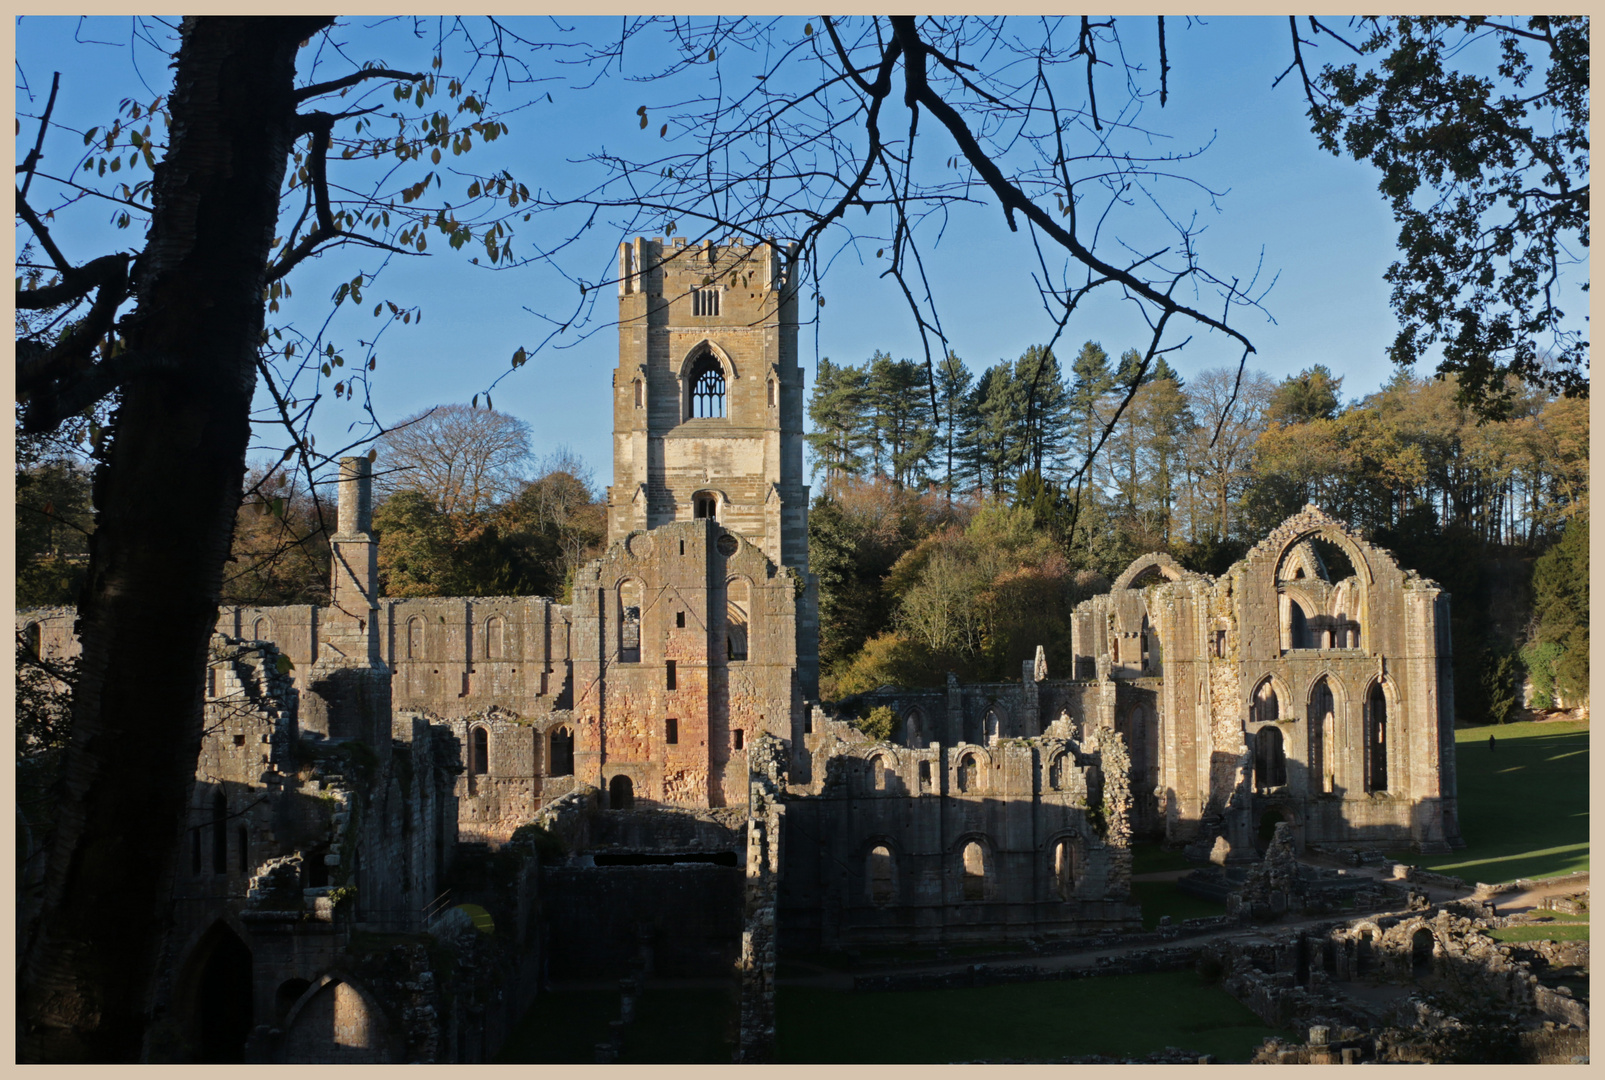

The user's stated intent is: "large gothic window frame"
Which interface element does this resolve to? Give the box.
[688,353,726,418]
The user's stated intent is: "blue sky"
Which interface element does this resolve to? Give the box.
[16,16,1468,491]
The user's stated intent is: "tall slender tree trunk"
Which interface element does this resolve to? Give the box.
[18,16,333,1062]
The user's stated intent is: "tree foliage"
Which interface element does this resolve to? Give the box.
[1302,16,1589,417]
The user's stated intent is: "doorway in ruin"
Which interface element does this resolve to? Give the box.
[608,774,634,810]
[183,921,254,1062]
[1411,927,1435,978]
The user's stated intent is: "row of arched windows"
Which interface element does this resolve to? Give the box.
[613,578,751,662]
[1249,675,1389,794]
[863,837,1082,906]
[463,725,574,779]
[404,616,511,661]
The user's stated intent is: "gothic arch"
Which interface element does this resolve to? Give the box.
[172,918,256,1062]
[676,338,740,383]
[1247,673,1292,726]
[281,974,396,1063]
[1112,551,1190,592]
[1272,525,1376,587]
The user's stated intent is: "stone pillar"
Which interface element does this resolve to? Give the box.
[324,456,380,665]
[302,456,390,746]
[737,732,786,1063]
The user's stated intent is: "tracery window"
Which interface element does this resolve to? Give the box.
[689,354,726,417]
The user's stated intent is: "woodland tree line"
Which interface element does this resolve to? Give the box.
[802,347,1589,722]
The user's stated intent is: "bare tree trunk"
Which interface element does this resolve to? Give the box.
[18,16,332,1062]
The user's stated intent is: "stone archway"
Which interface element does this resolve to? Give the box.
[180,921,254,1063]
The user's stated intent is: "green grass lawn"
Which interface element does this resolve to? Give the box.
[1387,720,1588,885]
[496,987,736,1063]
[777,969,1278,1063]
[1131,842,1195,875]
[1130,879,1227,930]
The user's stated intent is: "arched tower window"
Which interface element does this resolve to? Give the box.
[693,491,720,520]
[485,617,505,659]
[689,354,726,418]
[868,755,888,791]
[253,617,272,641]
[407,617,425,659]
[470,727,489,776]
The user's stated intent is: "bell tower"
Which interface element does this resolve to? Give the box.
[609,236,809,573]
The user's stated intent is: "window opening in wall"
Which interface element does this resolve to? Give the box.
[666,717,679,745]
[870,756,887,791]
[733,729,744,750]
[1048,753,1066,789]
[692,287,721,317]
[609,774,634,810]
[1289,601,1310,649]
[676,611,686,628]
[485,617,505,659]
[549,727,574,776]
[1253,679,1280,725]
[689,354,726,417]
[1367,684,1388,791]
[470,727,489,775]
[694,495,718,520]
[868,845,895,906]
[727,579,749,661]
[238,825,249,873]
[918,760,931,791]
[666,660,677,690]
[253,617,271,641]
[767,378,776,407]
[634,378,644,408]
[1311,677,1335,793]
[212,790,228,874]
[1140,615,1152,671]
[1254,724,1287,792]
[619,580,642,662]
[1053,839,1077,899]
[961,841,986,901]
[984,709,1000,744]
[208,668,218,698]
[957,753,978,793]
[233,733,245,747]
[1214,629,1227,658]
[408,617,424,659]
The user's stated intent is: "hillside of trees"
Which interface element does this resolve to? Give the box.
[806,345,1589,724]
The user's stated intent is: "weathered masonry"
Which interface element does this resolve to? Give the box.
[15,236,1465,1061]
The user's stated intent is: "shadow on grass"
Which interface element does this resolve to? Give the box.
[1391,721,1588,884]
[1130,879,1226,930]
[777,969,1278,1063]
[496,986,737,1063]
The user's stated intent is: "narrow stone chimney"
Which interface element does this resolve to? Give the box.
[326,455,379,664]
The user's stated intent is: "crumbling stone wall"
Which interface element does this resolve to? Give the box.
[778,723,1139,952]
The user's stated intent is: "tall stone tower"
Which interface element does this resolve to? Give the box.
[609,237,809,572]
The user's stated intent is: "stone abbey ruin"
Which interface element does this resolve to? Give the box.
[22,237,1506,1063]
